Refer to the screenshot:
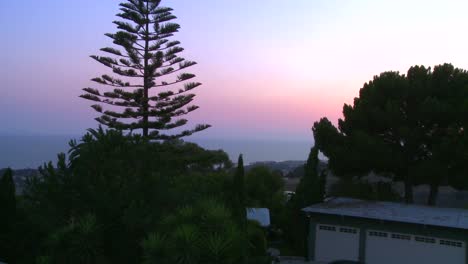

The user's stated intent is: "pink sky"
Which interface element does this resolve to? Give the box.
[2,0,468,140]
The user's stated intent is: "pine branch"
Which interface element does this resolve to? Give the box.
[150,124,211,140]
[158,57,185,69]
[91,75,143,88]
[152,73,196,88]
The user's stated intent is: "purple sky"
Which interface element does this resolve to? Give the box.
[2,0,468,140]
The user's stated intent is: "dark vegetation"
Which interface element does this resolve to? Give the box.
[0,129,272,263]
[2,0,468,263]
[313,64,468,205]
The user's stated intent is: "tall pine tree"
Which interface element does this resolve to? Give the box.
[292,146,325,210]
[80,0,210,139]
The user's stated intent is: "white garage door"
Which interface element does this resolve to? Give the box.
[366,230,466,264]
[315,224,360,262]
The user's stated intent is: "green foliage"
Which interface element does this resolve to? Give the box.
[168,171,232,211]
[282,147,325,257]
[22,128,232,263]
[142,199,267,264]
[0,168,16,221]
[0,168,16,263]
[244,165,285,229]
[24,154,73,233]
[233,154,246,222]
[313,64,468,204]
[41,214,104,264]
[291,147,325,210]
[80,0,210,139]
[246,221,268,260]
[245,166,284,208]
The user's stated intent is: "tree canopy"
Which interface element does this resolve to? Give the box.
[21,128,234,263]
[313,64,468,204]
[245,166,284,209]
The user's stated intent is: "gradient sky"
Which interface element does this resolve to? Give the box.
[2,0,468,141]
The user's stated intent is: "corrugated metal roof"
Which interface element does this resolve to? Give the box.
[302,197,468,230]
[246,208,270,227]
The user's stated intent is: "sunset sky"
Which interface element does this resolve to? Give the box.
[2,0,468,141]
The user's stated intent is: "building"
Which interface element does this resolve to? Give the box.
[302,197,468,264]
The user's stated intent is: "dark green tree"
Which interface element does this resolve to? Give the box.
[0,168,16,221]
[284,147,325,257]
[0,168,16,263]
[291,147,325,210]
[313,64,468,204]
[80,0,210,139]
[244,165,285,235]
[233,154,248,264]
[233,154,246,222]
[245,166,284,210]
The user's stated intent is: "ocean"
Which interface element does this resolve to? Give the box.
[0,135,313,169]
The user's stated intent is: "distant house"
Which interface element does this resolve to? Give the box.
[246,208,270,227]
[302,197,468,264]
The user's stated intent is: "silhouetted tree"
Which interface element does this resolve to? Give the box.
[284,147,325,256]
[0,168,16,263]
[245,166,284,210]
[23,128,233,263]
[292,147,325,210]
[0,168,15,220]
[80,0,210,139]
[313,64,468,204]
[233,154,246,222]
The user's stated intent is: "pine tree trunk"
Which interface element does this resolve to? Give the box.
[142,3,150,138]
[427,183,439,206]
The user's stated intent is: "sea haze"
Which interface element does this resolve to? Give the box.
[0,135,313,169]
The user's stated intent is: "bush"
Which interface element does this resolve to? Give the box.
[142,199,267,264]
[21,128,233,263]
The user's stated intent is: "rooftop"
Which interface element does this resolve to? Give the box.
[247,208,270,227]
[302,197,468,230]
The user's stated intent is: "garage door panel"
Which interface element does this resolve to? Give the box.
[366,230,465,264]
[315,224,360,262]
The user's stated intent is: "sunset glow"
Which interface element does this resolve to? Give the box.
[2,0,468,140]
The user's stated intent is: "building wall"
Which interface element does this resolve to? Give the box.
[306,213,468,263]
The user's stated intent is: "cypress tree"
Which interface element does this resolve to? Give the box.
[286,147,324,257]
[233,154,248,264]
[80,0,210,139]
[233,154,246,221]
[293,146,324,210]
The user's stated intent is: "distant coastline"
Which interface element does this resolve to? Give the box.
[0,135,313,169]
